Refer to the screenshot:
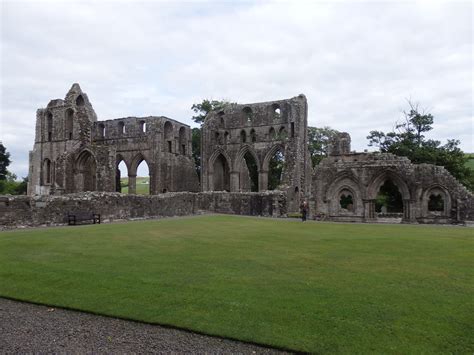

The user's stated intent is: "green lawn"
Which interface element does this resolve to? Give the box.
[120,177,149,195]
[0,216,473,353]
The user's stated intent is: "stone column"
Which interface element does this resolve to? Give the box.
[258,170,268,192]
[128,174,136,194]
[363,199,376,222]
[230,171,240,192]
[402,199,416,223]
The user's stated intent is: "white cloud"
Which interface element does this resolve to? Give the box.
[1,0,472,178]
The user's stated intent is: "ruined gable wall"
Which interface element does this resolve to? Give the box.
[201,95,311,211]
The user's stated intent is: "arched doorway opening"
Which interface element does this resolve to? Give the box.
[116,158,128,193]
[213,154,230,191]
[375,179,403,220]
[268,149,285,190]
[239,151,258,192]
[76,150,96,192]
[135,159,150,195]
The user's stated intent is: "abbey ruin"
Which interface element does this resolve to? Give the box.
[1,84,473,227]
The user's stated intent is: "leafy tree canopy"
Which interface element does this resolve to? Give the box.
[367,101,474,191]
[0,141,11,181]
[191,99,232,124]
[307,126,339,167]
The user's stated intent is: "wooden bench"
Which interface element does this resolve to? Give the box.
[67,212,101,225]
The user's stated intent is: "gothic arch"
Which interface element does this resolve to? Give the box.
[129,152,151,176]
[262,144,285,172]
[75,149,97,192]
[208,148,232,173]
[421,184,452,217]
[367,170,411,200]
[325,174,363,216]
[233,145,260,172]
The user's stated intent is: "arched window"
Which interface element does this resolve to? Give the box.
[98,123,105,139]
[218,111,225,127]
[46,112,53,142]
[164,121,173,153]
[269,127,276,140]
[43,159,51,184]
[65,109,74,140]
[279,126,287,140]
[118,121,125,135]
[140,121,146,133]
[179,127,186,154]
[76,95,85,106]
[272,103,281,117]
[240,130,247,143]
[243,106,252,124]
[224,131,230,145]
[339,190,354,211]
[250,129,257,143]
[428,194,444,212]
[268,149,284,190]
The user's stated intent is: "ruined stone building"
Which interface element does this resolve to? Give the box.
[27,84,199,196]
[24,84,473,225]
[313,133,474,224]
[200,95,311,212]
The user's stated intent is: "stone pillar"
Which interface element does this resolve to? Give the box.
[207,173,213,191]
[128,174,136,194]
[363,199,376,222]
[402,199,416,223]
[258,170,268,192]
[230,171,239,192]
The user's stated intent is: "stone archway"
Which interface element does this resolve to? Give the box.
[325,175,364,219]
[367,171,412,222]
[234,145,260,192]
[75,150,97,192]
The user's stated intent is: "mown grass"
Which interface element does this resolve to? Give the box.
[120,177,149,195]
[0,216,473,353]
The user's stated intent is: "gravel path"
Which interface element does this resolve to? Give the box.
[0,298,291,354]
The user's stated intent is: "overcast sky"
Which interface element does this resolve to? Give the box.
[1,0,472,178]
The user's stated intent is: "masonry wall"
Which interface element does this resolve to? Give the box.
[0,191,287,229]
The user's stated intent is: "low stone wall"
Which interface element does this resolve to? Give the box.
[0,191,287,229]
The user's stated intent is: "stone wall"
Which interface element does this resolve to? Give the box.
[313,135,474,224]
[201,94,311,212]
[0,191,286,229]
[28,83,199,196]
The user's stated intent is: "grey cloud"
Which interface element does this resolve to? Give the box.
[1,0,472,178]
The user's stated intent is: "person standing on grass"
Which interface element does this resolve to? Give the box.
[300,200,308,222]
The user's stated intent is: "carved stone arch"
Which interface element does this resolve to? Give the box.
[325,174,363,216]
[75,149,97,192]
[116,153,131,171]
[208,149,231,191]
[129,152,151,176]
[367,170,411,200]
[208,148,232,174]
[233,144,261,172]
[115,153,132,192]
[262,143,285,172]
[422,184,452,217]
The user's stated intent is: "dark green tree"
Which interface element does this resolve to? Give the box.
[191,99,231,124]
[367,101,474,191]
[0,142,11,181]
[307,126,338,167]
[191,99,233,180]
